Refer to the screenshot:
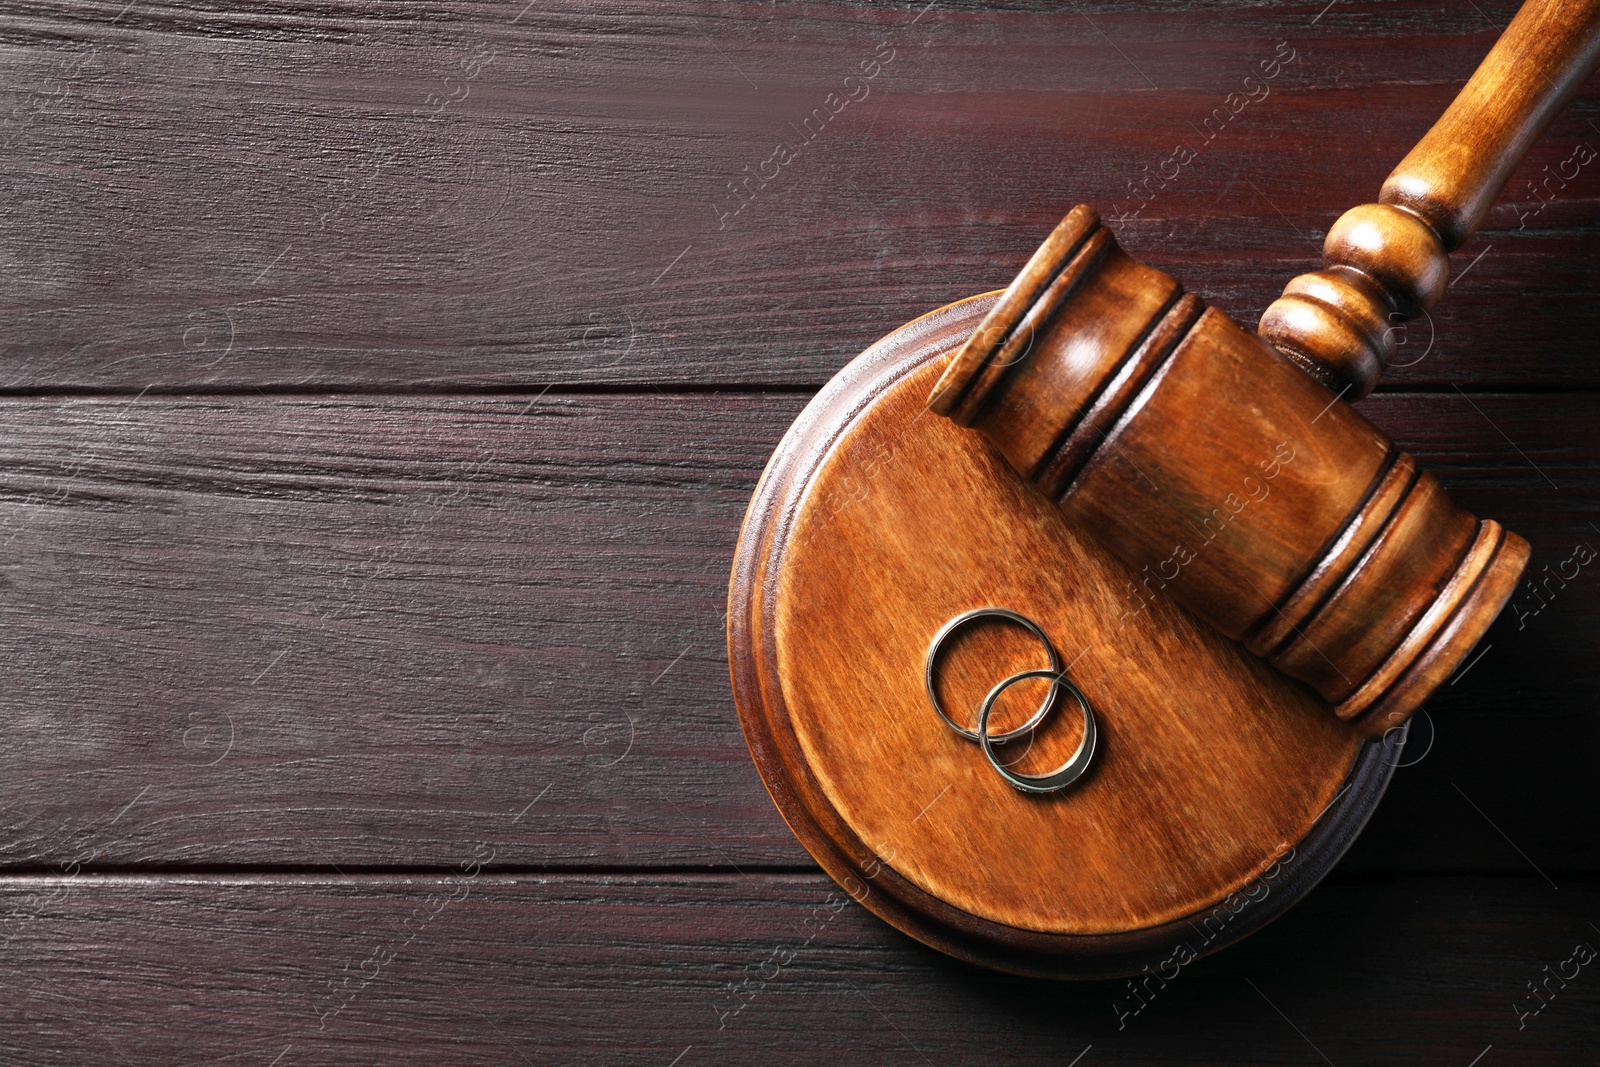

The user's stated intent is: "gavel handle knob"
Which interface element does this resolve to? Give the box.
[1260,0,1600,398]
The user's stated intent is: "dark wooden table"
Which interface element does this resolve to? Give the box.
[2,1,1597,1063]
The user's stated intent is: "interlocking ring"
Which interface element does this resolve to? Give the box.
[924,607,1061,743]
[977,669,1098,794]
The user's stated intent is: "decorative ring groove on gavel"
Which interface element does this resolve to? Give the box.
[928,206,1530,737]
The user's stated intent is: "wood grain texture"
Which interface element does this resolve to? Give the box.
[0,873,1595,1064]
[0,391,808,871]
[2,1,1597,389]
[729,294,1386,974]
[0,391,1593,875]
[0,0,1595,1052]
[1382,0,1600,250]
[929,213,1529,728]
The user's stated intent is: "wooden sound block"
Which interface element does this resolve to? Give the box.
[728,293,1399,979]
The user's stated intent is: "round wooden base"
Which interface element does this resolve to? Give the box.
[728,293,1399,979]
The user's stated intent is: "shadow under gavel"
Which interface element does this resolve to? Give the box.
[928,0,1600,737]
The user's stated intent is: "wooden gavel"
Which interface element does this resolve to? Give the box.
[929,0,1600,737]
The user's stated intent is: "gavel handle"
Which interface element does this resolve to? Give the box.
[1259,0,1600,398]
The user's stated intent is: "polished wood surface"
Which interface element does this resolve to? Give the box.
[3,0,1598,1058]
[758,0,1589,978]
[1386,0,1600,249]
[928,210,1528,732]
[730,293,1384,976]
[1261,0,1600,395]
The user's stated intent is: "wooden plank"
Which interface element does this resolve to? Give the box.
[0,391,1594,872]
[0,872,1595,1063]
[2,1,1596,390]
[0,391,812,871]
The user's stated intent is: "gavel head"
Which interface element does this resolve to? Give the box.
[928,206,1529,737]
